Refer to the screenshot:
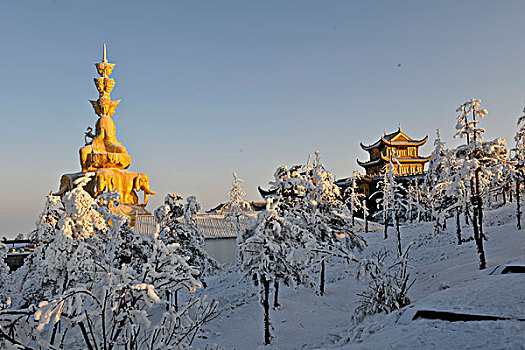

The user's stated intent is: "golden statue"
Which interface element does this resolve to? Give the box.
[56,44,156,225]
[80,44,130,172]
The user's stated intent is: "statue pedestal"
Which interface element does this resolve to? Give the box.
[86,152,131,171]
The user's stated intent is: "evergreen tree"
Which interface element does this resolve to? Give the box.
[156,194,219,277]
[239,200,316,345]
[375,157,407,256]
[512,105,525,229]
[345,170,364,226]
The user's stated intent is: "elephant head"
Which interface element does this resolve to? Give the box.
[133,173,156,206]
[94,171,115,197]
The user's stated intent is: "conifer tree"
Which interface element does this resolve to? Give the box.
[513,106,525,229]
[156,194,219,277]
[345,170,364,226]
[239,200,316,345]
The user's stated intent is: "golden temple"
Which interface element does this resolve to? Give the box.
[357,128,431,177]
[55,45,155,224]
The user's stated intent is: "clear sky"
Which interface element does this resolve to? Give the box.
[2,0,525,238]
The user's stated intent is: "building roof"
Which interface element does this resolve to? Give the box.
[356,158,383,168]
[360,128,429,151]
[194,213,256,238]
[379,154,432,163]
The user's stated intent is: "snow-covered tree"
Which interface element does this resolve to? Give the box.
[239,199,317,345]
[251,151,366,298]
[374,158,407,256]
[345,170,364,226]
[0,243,9,312]
[156,193,219,277]
[10,175,111,308]
[226,172,251,212]
[455,98,488,145]
[512,106,525,229]
[0,176,218,349]
[223,172,254,263]
[307,151,366,294]
[406,178,424,223]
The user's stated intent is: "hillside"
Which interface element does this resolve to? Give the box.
[194,204,525,349]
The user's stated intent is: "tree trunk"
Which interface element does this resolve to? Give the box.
[363,200,368,233]
[383,212,388,239]
[464,201,470,226]
[517,180,522,230]
[351,201,355,226]
[476,170,484,240]
[395,212,402,257]
[472,174,486,270]
[456,207,462,245]
[174,289,178,312]
[262,277,271,345]
[319,259,325,296]
[273,281,280,308]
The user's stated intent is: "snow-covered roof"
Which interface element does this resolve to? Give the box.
[356,158,383,167]
[194,213,256,238]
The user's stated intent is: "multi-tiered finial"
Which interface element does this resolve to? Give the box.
[89,44,120,117]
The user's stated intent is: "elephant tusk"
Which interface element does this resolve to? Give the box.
[144,187,156,195]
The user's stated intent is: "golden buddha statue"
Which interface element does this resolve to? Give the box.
[79,44,131,172]
[56,44,155,226]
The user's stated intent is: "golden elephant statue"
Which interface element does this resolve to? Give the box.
[122,172,156,206]
[92,169,155,206]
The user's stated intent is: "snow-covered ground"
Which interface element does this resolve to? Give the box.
[193,204,525,349]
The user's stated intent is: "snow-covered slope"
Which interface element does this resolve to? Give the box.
[194,204,525,349]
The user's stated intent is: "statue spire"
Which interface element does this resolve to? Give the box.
[103,43,107,63]
[90,44,120,117]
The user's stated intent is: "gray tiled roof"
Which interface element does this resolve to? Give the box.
[194,213,256,238]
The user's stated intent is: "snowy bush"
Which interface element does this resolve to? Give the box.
[353,247,412,324]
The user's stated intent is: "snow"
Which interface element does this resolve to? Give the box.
[193,203,525,349]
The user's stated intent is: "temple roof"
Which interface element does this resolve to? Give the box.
[356,158,382,167]
[360,128,429,151]
[380,154,432,163]
[357,155,431,168]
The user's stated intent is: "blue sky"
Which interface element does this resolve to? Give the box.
[2,0,525,237]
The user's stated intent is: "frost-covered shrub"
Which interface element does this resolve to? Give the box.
[353,248,412,324]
